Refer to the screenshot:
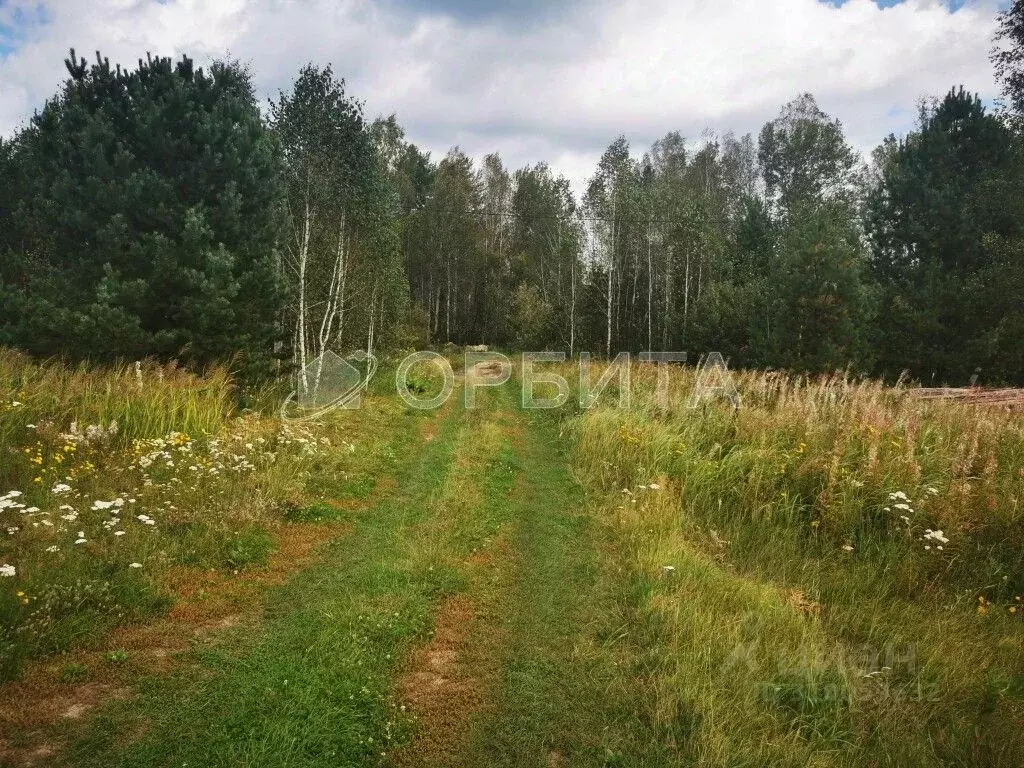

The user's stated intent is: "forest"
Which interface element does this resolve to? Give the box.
[1,3,1023,386]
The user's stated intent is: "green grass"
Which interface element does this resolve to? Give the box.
[58,391,465,766]
[568,362,1024,766]
[4,356,1022,766]
[0,350,382,682]
[281,502,351,524]
[460,404,667,767]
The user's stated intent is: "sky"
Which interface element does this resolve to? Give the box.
[0,0,1009,192]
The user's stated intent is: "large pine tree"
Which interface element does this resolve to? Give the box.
[0,50,285,377]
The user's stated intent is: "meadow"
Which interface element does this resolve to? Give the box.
[0,350,1021,766]
[0,348,328,682]
[568,363,1024,765]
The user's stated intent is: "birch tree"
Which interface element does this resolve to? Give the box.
[271,65,391,397]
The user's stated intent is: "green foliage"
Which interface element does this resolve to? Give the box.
[270,64,407,371]
[774,202,872,372]
[509,283,554,349]
[0,50,285,380]
[58,662,90,684]
[867,88,1024,384]
[282,502,349,524]
[759,93,860,216]
[222,527,275,570]
[993,0,1024,122]
[3,35,1024,386]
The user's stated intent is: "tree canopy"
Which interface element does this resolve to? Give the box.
[2,18,1023,386]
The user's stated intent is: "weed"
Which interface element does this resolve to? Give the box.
[58,662,90,684]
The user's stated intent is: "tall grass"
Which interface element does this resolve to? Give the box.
[568,363,1024,766]
[0,349,328,682]
[0,350,231,488]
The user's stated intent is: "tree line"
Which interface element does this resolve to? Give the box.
[1,2,1023,385]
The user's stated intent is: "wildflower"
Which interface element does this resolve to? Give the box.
[923,529,949,545]
[128,562,142,568]
[811,520,820,528]
[0,564,15,577]
[2,491,22,498]
[842,544,854,552]
[45,545,59,553]
[925,486,939,496]
[648,483,661,490]
[11,401,21,407]
[52,483,72,495]
[113,531,126,536]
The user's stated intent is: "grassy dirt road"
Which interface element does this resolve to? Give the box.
[16,379,655,767]
[6,364,1023,768]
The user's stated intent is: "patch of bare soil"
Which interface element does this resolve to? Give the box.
[394,542,506,768]
[469,361,504,382]
[0,518,351,767]
[397,595,483,767]
[421,419,439,443]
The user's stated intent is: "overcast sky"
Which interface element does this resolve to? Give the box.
[0,0,1008,192]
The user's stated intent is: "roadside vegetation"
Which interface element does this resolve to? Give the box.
[1,353,1022,766]
[569,362,1024,766]
[0,347,364,685]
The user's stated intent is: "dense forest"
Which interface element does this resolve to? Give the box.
[1,2,1023,385]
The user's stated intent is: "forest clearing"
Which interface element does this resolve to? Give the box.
[3,1,1024,765]
[1,352,1022,767]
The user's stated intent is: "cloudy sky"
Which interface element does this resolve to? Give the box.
[0,0,1008,190]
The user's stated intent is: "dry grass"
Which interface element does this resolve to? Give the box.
[567,361,1024,766]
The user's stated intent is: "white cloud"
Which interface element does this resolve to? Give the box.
[0,0,1004,193]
